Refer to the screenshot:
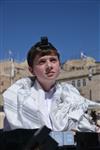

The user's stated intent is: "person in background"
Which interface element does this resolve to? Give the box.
[3,36,100,132]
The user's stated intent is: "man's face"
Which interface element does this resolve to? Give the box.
[30,54,61,84]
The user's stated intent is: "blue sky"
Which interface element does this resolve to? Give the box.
[0,0,100,63]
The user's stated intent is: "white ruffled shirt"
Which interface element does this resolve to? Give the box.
[3,77,100,131]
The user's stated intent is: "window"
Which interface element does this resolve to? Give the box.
[83,78,86,86]
[77,80,81,87]
[72,80,75,87]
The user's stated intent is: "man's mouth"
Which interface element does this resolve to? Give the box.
[46,71,55,76]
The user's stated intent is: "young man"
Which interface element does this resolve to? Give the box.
[3,37,100,132]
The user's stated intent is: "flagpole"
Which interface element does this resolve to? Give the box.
[11,58,15,85]
[9,50,15,85]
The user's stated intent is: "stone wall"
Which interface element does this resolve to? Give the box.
[0,112,5,129]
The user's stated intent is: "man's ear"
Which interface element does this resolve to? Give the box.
[28,66,34,75]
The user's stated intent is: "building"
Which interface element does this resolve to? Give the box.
[57,57,100,102]
[0,60,31,94]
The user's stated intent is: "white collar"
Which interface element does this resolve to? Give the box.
[34,79,56,95]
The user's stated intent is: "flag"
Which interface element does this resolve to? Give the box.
[81,52,87,59]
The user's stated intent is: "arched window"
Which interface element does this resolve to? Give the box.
[77,79,81,87]
[72,80,75,87]
[83,78,86,86]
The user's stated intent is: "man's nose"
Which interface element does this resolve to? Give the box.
[46,61,52,68]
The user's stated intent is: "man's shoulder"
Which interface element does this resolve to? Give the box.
[58,82,80,95]
[15,76,35,88]
[58,82,73,89]
[3,76,35,96]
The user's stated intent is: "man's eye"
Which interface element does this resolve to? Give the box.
[39,60,46,64]
[50,58,57,62]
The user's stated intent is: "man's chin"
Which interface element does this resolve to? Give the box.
[45,76,56,81]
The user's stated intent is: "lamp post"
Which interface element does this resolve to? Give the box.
[88,66,93,100]
[9,50,15,85]
[10,58,15,85]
